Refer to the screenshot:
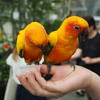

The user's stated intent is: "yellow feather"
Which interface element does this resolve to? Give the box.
[16,22,48,63]
[48,31,57,46]
[45,16,89,64]
[16,30,25,55]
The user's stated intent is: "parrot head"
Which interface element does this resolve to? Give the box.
[24,22,48,53]
[24,22,48,46]
[61,16,89,39]
[16,22,48,58]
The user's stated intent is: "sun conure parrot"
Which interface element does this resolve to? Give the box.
[16,22,48,64]
[44,16,89,73]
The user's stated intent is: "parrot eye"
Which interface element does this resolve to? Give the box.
[73,26,80,31]
[30,40,34,45]
[30,40,33,43]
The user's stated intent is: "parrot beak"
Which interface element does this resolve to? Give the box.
[79,29,89,41]
[37,45,45,54]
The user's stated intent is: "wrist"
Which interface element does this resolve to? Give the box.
[86,71,100,100]
[86,71,95,91]
[91,58,95,64]
[91,57,100,64]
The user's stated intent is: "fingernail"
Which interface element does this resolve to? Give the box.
[16,74,20,79]
[25,71,31,78]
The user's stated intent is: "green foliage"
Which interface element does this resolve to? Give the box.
[0,56,10,100]
[0,1,89,99]
[0,0,64,99]
[96,9,100,16]
[0,59,9,84]
[44,19,62,34]
[0,38,12,99]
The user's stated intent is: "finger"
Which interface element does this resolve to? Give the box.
[16,74,36,94]
[25,68,61,97]
[82,58,85,61]
[35,66,88,93]
[37,64,75,91]
[26,70,43,92]
[34,68,65,97]
[34,68,62,92]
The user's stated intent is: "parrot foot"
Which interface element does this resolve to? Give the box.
[41,63,52,81]
[27,61,33,65]
[68,62,75,70]
[27,61,39,65]
[47,62,52,74]
[41,73,53,81]
[35,62,39,65]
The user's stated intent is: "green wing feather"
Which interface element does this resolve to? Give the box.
[19,49,24,58]
[44,31,57,57]
[44,42,54,56]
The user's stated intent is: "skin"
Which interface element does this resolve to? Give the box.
[72,25,100,64]
[16,64,100,100]
[72,24,100,96]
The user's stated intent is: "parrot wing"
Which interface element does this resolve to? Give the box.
[16,30,25,58]
[44,31,57,57]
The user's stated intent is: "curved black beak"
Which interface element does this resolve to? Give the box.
[79,29,89,41]
[37,45,45,54]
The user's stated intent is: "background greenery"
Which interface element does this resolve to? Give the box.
[0,0,64,99]
[1,0,100,99]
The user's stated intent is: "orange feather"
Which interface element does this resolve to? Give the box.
[16,22,48,64]
[45,16,89,64]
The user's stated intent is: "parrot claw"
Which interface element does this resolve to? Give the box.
[35,62,39,65]
[47,62,52,74]
[27,61,39,65]
[27,61,33,65]
[41,73,53,81]
[68,62,75,70]
[41,63,53,81]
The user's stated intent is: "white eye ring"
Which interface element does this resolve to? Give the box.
[73,26,80,31]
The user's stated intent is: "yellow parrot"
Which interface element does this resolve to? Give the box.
[16,22,48,64]
[44,16,89,73]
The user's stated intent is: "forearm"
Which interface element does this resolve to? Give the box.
[86,72,100,100]
[91,57,100,64]
[72,48,82,60]
[82,57,100,64]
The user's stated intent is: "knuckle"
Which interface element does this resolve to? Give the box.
[41,84,47,90]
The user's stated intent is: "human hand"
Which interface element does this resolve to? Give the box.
[16,64,92,98]
[40,64,74,81]
[82,57,93,64]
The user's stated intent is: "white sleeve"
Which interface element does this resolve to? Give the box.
[6,54,14,67]
[6,53,27,84]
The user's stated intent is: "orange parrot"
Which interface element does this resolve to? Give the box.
[44,16,89,73]
[16,22,48,64]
